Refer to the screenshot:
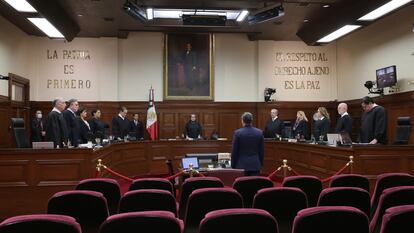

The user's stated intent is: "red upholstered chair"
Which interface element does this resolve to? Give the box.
[76,178,121,215]
[253,187,308,233]
[329,174,370,192]
[206,169,245,187]
[370,173,414,216]
[199,208,278,233]
[282,175,322,207]
[232,176,274,208]
[292,206,369,233]
[119,189,177,216]
[184,188,243,233]
[369,186,414,233]
[47,190,109,233]
[317,187,371,217]
[99,211,184,233]
[0,214,81,233]
[380,205,414,233]
[178,177,224,219]
[129,177,174,195]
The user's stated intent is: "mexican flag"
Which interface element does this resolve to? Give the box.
[146,87,158,140]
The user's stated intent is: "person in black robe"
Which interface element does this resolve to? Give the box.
[89,109,107,140]
[45,98,68,148]
[130,113,144,140]
[313,107,331,141]
[63,99,80,147]
[183,114,202,139]
[293,111,309,140]
[263,108,284,138]
[335,102,353,135]
[360,96,387,144]
[112,106,130,139]
[31,110,46,142]
[78,107,92,144]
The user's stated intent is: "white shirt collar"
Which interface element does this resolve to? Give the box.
[341,112,349,117]
[272,116,278,121]
[52,107,61,114]
[68,108,75,115]
[118,114,125,120]
[320,116,325,120]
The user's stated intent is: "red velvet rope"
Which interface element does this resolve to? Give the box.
[166,171,185,181]
[103,167,134,182]
[267,167,281,179]
[320,163,349,183]
[289,167,301,176]
[197,172,205,177]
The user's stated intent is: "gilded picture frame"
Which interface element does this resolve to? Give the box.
[164,33,214,100]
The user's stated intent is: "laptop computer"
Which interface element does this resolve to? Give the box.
[327,133,341,145]
[32,141,54,149]
[182,157,199,170]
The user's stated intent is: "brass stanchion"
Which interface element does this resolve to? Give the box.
[282,159,288,178]
[188,163,194,178]
[348,156,354,174]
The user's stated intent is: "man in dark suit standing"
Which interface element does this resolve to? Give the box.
[231,112,264,176]
[112,106,130,140]
[360,96,387,144]
[335,103,353,135]
[183,42,197,90]
[63,99,80,147]
[31,110,46,142]
[45,98,68,148]
[263,108,284,138]
[130,113,144,140]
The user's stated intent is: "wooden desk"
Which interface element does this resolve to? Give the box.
[1,140,413,219]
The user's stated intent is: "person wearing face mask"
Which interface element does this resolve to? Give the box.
[31,110,46,142]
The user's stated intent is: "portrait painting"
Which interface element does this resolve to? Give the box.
[164,33,214,100]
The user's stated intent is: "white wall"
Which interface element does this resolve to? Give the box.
[0,16,30,96]
[258,41,337,101]
[337,5,414,100]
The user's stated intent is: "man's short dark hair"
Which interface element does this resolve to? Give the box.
[77,107,86,116]
[133,113,139,116]
[242,112,253,124]
[362,96,374,105]
[67,98,78,106]
[119,106,127,113]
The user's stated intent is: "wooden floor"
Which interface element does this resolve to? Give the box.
[0,140,413,219]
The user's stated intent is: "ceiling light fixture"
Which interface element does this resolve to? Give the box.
[317,25,361,43]
[358,0,413,21]
[27,18,64,38]
[123,1,147,21]
[3,0,37,12]
[146,8,153,20]
[236,10,249,22]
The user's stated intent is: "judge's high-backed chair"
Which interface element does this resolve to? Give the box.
[394,117,411,144]
[10,118,30,148]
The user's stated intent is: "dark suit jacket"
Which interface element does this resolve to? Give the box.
[263,118,284,138]
[231,125,264,172]
[63,109,80,147]
[360,105,387,144]
[31,118,46,142]
[89,118,107,139]
[293,120,309,139]
[335,114,353,135]
[45,110,68,147]
[112,116,130,139]
[130,120,144,139]
[79,119,92,144]
[313,118,331,140]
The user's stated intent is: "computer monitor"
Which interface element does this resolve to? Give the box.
[182,157,199,169]
[376,65,397,88]
[186,153,218,168]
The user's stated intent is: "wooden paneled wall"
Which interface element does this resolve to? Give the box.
[1,90,414,147]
